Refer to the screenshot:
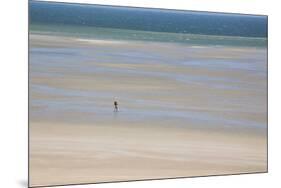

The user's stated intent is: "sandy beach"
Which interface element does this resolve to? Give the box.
[30,122,266,186]
[29,34,267,187]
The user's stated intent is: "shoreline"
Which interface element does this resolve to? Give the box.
[29,29,267,49]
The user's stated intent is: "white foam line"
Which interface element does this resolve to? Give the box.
[75,38,127,45]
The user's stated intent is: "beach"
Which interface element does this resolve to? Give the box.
[30,122,266,186]
[29,33,267,187]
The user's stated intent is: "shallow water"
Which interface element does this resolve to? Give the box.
[30,33,267,132]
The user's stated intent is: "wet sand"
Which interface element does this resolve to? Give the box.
[29,34,267,187]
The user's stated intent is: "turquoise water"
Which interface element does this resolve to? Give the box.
[30,23,267,48]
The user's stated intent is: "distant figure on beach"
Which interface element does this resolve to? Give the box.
[114,101,118,112]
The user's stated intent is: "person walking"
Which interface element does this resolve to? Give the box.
[114,100,118,112]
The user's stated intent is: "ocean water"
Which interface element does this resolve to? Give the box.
[29,1,267,47]
[30,1,267,37]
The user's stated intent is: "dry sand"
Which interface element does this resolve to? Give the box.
[30,122,266,186]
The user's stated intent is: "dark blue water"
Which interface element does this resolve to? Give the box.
[30,1,267,38]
